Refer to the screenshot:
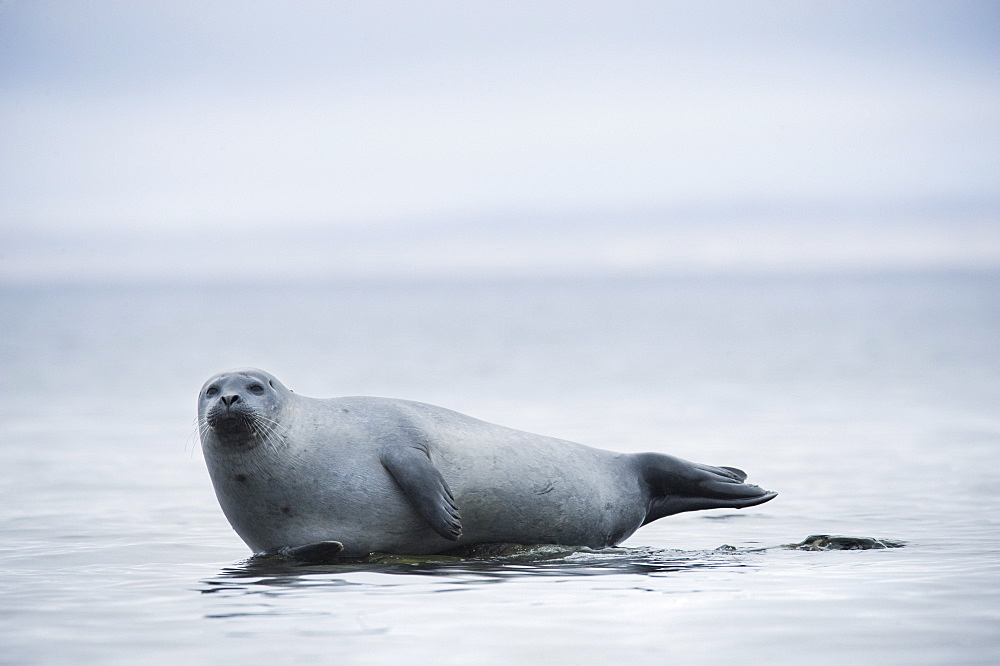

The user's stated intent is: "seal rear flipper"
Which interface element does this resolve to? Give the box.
[637,453,777,524]
[381,445,463,541]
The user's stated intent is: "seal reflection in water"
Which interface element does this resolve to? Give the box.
[198,368,777,561]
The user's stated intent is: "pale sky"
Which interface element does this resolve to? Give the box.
[1,1,998,281]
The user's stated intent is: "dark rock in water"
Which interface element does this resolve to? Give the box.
[785,534,905,551]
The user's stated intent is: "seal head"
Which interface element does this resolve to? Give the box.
[198,368,287,449]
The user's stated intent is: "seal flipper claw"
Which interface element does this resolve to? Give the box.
[381,445,463,541]
[718,466,748,482]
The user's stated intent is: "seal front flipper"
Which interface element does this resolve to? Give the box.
[278,540,344,564]
[637,453,778,524]
[380,445,463,541]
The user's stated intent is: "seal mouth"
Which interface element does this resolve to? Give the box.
[206,404,256,439]
[202,403,285,452]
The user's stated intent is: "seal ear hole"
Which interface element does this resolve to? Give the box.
[268,379,274,388]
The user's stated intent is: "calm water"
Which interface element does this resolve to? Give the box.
[1,272,999,664]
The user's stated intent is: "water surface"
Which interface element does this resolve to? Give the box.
[1,272,998,664]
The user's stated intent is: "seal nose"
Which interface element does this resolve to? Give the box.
[221,394,241,408]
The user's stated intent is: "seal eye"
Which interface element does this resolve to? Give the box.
[206,387,219,397]
[249,384,265,395]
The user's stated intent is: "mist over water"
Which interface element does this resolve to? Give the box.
[1,272,998,663]
[2,1,999,241]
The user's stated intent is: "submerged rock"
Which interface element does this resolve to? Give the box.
[715,534,906,553]
[783,534,905,550]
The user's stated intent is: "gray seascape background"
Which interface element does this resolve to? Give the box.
[2,2,1000,664]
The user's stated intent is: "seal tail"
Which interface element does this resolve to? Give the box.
[636,453,777,525]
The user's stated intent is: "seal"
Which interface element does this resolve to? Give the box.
[198,368,777,559]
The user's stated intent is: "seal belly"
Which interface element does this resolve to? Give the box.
[205,445,424,555]
[418,414,649,549]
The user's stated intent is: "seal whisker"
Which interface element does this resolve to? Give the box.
[253,414,285,430]
[250,421,275,453]
[261,419,287,453]
[186,426,201,456]
[250,416,284,453]
[186,418,214,459]
[248,422,266,451]
[253,413,286,437]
